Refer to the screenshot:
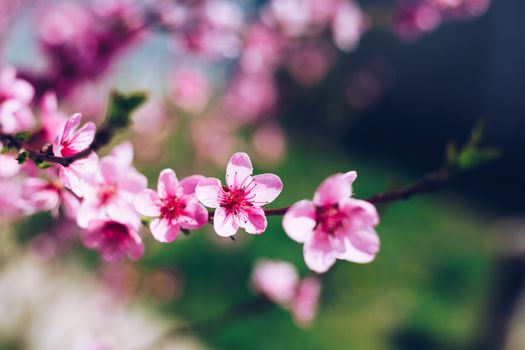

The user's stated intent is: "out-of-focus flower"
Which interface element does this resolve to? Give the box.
[250,259,322,327]
[39,2,91,47]
[52,113,98,197]
[332,1,367,52]
[222,72,277,122]
[291,276,321,327]
[196,152,282,237]
[286,45,334,87]
[133,97,168,135]
[83,219,144,262]
[21,176,80,218]
[135,169,208,243]
[251,124,286,165]
[0,65,34,104]
[263,0,311,38]
[76,144,146,228]
[0,142,21,178]
[0,251,205,350]
[37,91,68,145]
[240,24,283,73]
[0,178,26,224]
[170,67,210,114]
[251,259,299,305]
[393,2,441,41]
[283,172,380,273]
[191,116,238,166]
[0,66,35,133]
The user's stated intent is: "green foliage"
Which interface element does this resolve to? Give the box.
[446,121,500,170]
[15,151,28,164]
[105,90,147,129]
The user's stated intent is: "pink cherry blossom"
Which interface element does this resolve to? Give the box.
[82,219,144,262]
[0,100,35,134]
[283,172,380,273]
[76,145,147,229]
[291,276,321,327]
[52,113,99,197]
[251,259,299,305]
[21,177,79,218]
[134,169,208,243]
[0,65,34,104]
[0,143,21,178]
[196,152,283,237]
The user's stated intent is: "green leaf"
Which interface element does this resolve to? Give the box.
[14,131,31,142]
[36,161,52,169]
[16,151,28,164]
[106,90,147,129]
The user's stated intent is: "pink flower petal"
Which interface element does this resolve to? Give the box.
[61,190,80,219]
[179,200,208,229]
[126,229,145,261]
[213,206,239,237]
[313,173,353,206]
[178,175,205,198]
[282,200,316,243]
[240,206,267,234]
[158,169,179,198]
[150,217,180,243]
[339,228,380,263]
[340,198,379,228]
[303,233,337,273]
[195,177,222,208]
[65,121,96,152]
[251,259,299,305]
[59,166,84,197]
[134,189,161,217]
[226,152,253,189]
[110,141,134,166]
[251,173,283,205]
[60,113,82,144]
[119,170,147,194]
[291,277,321,328]
[76,200,104,228]
[0,154,21,178]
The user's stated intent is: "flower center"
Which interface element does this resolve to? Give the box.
[219,187,251,215]
[160,196,186,221]
[98,183,117,205]
[101,222,129,249]
[316,204,348,235]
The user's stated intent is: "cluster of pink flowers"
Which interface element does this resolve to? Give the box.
[393,0,491,41]
[251,259,322,327]
[0,70,380,273]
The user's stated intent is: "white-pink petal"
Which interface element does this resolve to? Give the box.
[195,177,222,208]
[303,233,337,273]
[282,200,316,243]
[150,217,180,243]
[241,206,267,234]
[158,169,179,198]
[251,173,283,205]
[179,200,208,229]
[226,152,253,189]
[313,173,353,206]
[134,189,161,217]
[178,175,204,198]
[213,207,239,237]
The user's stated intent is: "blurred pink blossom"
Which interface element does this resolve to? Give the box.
[21,177,80,218]
[170,67,210,113]
[283,172,380,273]
[0,66,35,133]
[332,1,367,52]
[83,219,144,262]
[251,259,299,305]
[291,276,321,327]
[76,144,147,228]
[196,152,282,237]
[135,169,208,243]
